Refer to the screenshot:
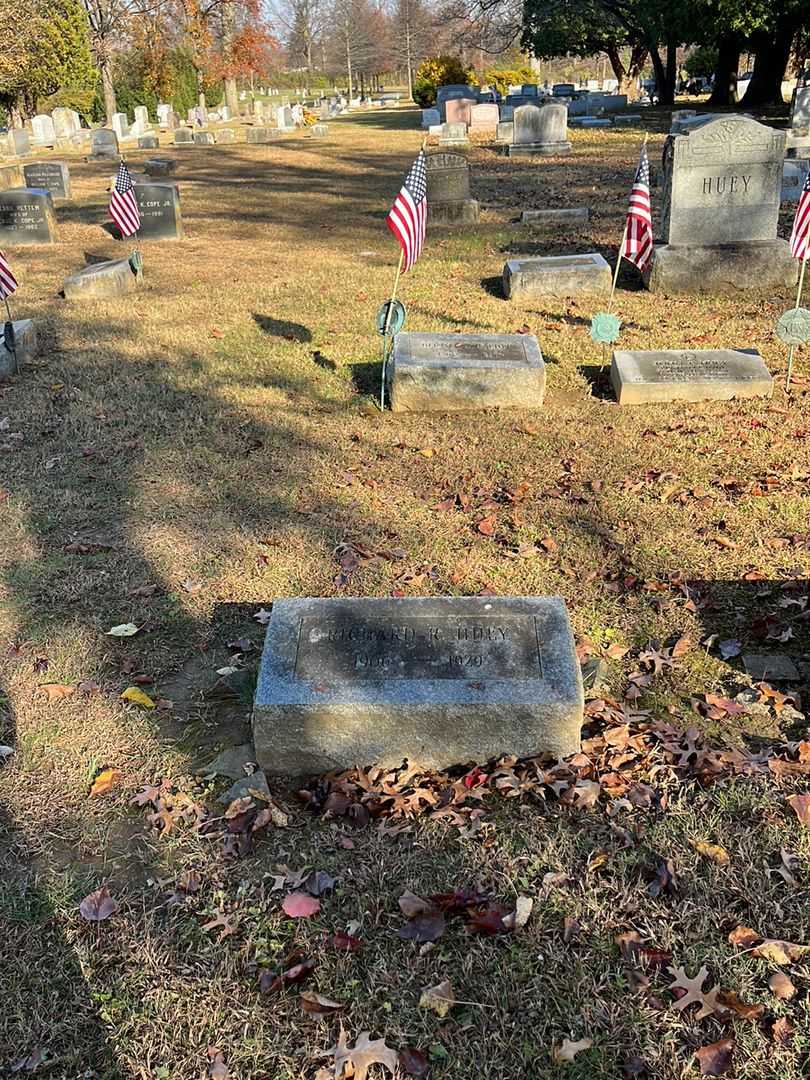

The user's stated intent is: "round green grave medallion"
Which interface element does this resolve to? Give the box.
[776,306,810,345]
[590,312,621,344]
[376,299,406,337]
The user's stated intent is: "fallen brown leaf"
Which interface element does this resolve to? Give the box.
[695,1039,734,1076]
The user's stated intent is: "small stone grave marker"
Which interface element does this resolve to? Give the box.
[193,131,215,145]
[144,157,176,177]
[0,188,56,245]
[133,182,182,240]
[425,152,479,225]
[509,102,570,156]
[610,348,773,404]
[387,331,545,412]
[31,114,56,145]
[0,319,37,379]
[63,256,141,301]
[23,161,70,199]
[173,127,194,145]
[90,128,119,158]
[521,207,589,225]
[253,595,583,773]
[138,134,159,149]
[503,252,610,300]
[438,122,468,148]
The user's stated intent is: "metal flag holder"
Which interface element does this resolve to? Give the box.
[778,251,810,392]
[376,250,406,411]
[3,296,18,375]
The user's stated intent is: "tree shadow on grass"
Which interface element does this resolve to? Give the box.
[253,313,312,343]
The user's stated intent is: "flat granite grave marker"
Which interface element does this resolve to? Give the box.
[425,152,479,225]
[145,157,176,177]
[503,252,610,300]
[648,115,796,294]
[521,207,589,226]
[253,596,583,773]
[611,348,773,404]
[0,188,56,245]
[173,127,194,145]
[23,161,70,199]
[387,332,545,412]
[0,319,37,379]
[193,131,215,145]
[63,256,141,301]
[133,182,182,240]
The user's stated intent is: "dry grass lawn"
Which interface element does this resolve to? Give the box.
[0,104,808,1080]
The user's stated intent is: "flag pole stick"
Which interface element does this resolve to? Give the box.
[785,251,808,393]
[607,222,628,315]
[3,296,18,374]
[380,249,404,411]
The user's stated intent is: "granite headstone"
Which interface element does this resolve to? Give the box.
[611,348,773,404]
[23,161,70,199]
[0,188,56,245]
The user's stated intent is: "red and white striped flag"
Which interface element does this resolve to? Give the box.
[386,149,427,273]
[620,143,653,271]
[789,170,810,261]
[0,250,17,300]
[110,161,141,238]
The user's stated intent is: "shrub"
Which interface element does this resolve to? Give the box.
[412,55,475,106]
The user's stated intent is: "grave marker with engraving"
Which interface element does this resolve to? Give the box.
[90,128,119,158]
[611,348,773,404]
[23,162,70,199]
[253,596,583,773]
[648,115,796,293]
[503,253,610,300]
[425,152,479,225]
[509,102,570,156]
[0,188,56,245]
[387,332,545,412]
[132,182,182,240]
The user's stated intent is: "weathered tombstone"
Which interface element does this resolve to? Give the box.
[278,105,294,129]
[111,112,129,140]
[132,182,182,240]
[509,103,570,156]
[438,122,469,148]
[90,128,119,158]
[22,161,70,199]
[786,129,810,159]
[0,188,56,245]
[0,319,37,379]
[521,207,589,226]
[220,106,231,121]
[157,103,172,127]
[612,114,642,125]
[425,152,479,225]
[253,595,583,774]
[421,108,440,128]
[52,107,79,139]
[246,127,281,143]
[445,98,474,126]
[133,105,150,134]
[496,121,514,143]
[138,134,159,149]
[31,114,56,145]
[503,253,610,300]
[611,348,773,405]
[216,129,236,143]
[63,256,141,301]
[574,117,611,127]
[648,115,797,294]
[387,332,545,412]
[469,103,499,134]
[193,131,215,145]
[0,164,23,191]
[144,157,176,177]
[173,127,194,145]
[309,124,328,137]
[6,130,31,157]
[790,86,810,130]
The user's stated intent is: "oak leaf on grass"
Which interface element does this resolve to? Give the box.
[786,793,810,825]
[553,1038,593,1063]
[120,687,156,709]
[300,991,344,1017]
[328,1029,398,1080]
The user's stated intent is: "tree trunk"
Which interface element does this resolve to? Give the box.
[658,40,676,106]
[345,26,353,99]
[100,55,117,122]
[405,17,413,99]
[649,47,667,104]
[626,42,647,100]
[740,24,794,108]
[196,65,206,109]
[604,45,627,94]
[709,34,739,106]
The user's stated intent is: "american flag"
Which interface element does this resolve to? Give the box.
[386,149,427,273]
[110,161,141,238]
[0,250,17,300]
[790,170,810,261]
[620,143,653,271]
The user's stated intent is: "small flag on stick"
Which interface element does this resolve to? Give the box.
[109,161,141,238]
[386,149,427,273]
[0,250,18,300]
[789,171,810,261]
[620,142,653,271]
